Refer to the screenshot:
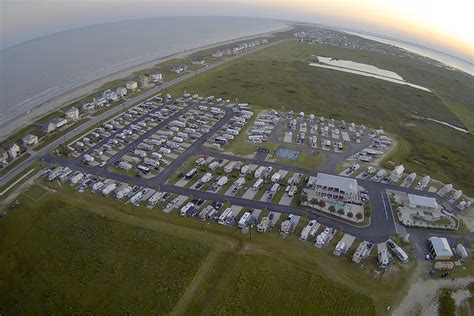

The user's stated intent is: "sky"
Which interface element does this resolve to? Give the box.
[1,0,473,62]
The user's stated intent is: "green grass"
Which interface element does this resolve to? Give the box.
[189,252,376,315]
[228,141,278,157]
[0,162,44,200]
[165,40,474,195]
[184,252,238,314]
[438,290,456,316]
[0,195,209,314]
[1,182,418,315]
[274,150,324,170]
[22,185,48,201]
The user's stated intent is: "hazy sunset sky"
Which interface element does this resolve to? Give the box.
[1,0,473,61]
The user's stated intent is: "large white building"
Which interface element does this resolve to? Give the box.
[7,143,20,159]
[150,73,163,82]
[126,80,138,90]
[407,194,439,211]
[312,173,361,204]
[428,237,453,261]
[65,107,79,121]
[116,87,128,97]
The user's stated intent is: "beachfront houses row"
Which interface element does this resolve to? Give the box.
[212,39,269,58]
[82,72,164,113]
[0,133,40,164]
[43,107,79,134]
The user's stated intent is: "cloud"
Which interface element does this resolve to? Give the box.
[1,0,473,61]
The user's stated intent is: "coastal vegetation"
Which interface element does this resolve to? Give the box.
[165,40,474,194]
[0,183,415,315]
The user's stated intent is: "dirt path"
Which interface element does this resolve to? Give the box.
[0,169,44,207]
[393,273,474,316]
[170,249,220,316]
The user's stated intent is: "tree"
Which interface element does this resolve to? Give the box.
[310,198,319,205]
[347,211,353,218]
[355,212,363,220]
[319,200,326,208]
[337,208,345,215]
[328,205,336,212]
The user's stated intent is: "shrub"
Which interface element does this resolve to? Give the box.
[347,212,353,218]
[328,205,336,212]
[355,213,363,220]
[337,208,345,215]
[438,290,455,316]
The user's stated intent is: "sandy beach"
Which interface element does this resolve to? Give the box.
[0,25,290,139]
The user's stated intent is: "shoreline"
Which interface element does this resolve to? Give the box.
[0,25,291,139]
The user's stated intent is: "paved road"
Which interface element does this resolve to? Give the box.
[47,102,396,242]
[41,98,468,245]
[0,39,289,188]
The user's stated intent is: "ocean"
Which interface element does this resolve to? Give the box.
[0,16,285,126]
[344,31,474,76]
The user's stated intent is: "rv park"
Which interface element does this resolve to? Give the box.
[29,92,471,275]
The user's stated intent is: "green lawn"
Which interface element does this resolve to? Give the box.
[0,162,44,201]
[187,252,375,315]
[0,195,209,314]
[165,40,474,195]
[0,181,419,315]
[274,149,324,170]
[22,184,48,201]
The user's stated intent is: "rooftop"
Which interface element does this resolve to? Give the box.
[429,237,453,258]
[408,194,439,209]
[315,173,358,193]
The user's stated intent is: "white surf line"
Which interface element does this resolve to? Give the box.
[0,169,35,196]
[412,115,470,134]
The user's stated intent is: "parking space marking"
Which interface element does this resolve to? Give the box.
[381,192,389,220]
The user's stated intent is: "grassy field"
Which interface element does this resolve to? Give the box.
[274,148,324,170]
[188,252,376,315]
[0,162,44,201]
[165,40,474,194]
[0,190,209,314]
[0,181,418,315]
